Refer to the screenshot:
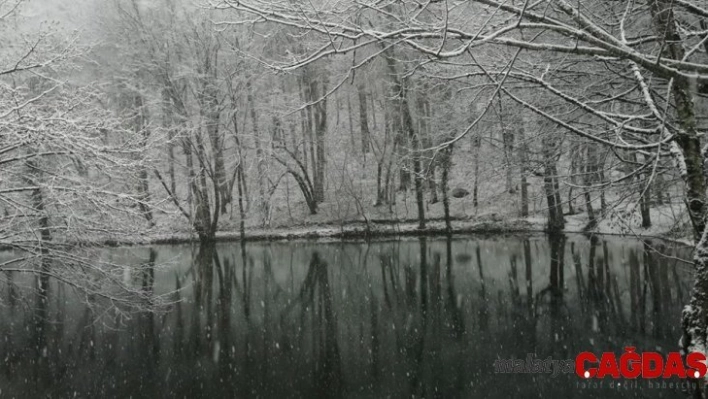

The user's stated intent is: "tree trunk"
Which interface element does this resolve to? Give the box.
[199,64,229,216]
[408,100,425,229]
[568,146,578,215]
[162,88,177,196]
[499,98,515,194]
[134,93,154,227]
[635,154,652,228]
[358,81,371,154]
[183,139,194,219]
[644,18,708,399]
[650,0,708,390]
[649,0,706,240]
[417,91,438,204]
[654,172,665,205]
[27,158,51,244]
[544,172,563,233]
[428,166,439,204]
[519,122,529,217]
[473,136,480,208]
[237,166,246,238]
[314,85,327,203]
[553,170,563,220]
[652,3,708,384]
[247,80,269,227]
[441,145,453,231]
[375,160,384,206]
[188,133,216,242]
[543,134,564,232]
[302,68,327,204]
[384,47,425,228]
[584,143,597,229]
[640,192,652,228]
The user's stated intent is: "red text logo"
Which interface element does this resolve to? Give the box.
[575,347,706,379]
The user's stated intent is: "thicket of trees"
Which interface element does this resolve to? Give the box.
[4,0,708,393]
[206,0,708,394]
[0,0,163,307]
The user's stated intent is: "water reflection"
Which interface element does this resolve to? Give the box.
[0,234,693,398]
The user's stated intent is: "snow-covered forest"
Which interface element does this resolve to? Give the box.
[5,0,708,242]
[3,0,708,395]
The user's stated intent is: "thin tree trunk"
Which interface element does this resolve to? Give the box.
[543,134,564,232]
[553,170,563,219]
[183,139,195,221]
[237,167,246,238]
[584,143,597,229]
[499,97,515,194]
[519,123,529,217]
[545,172,562,232]
[568,146,577,215]
[635,154,652,228]
[473,136,480,208]
[162,88,177,195]
[198,51,229,216]
[134,93,154,226]
[358,81,371,154]
[302,69,327,204]
[311,73,327,203]
[428,166,439,204]
[375,161,384,206]
[417,91,438,204]
[441,145,453,231]
[654,172,665,205]
[640,192,652,228]
[247,81,269,226]
[27,160,51,243]
[386,64,425,228]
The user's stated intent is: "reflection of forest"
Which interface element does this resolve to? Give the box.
[0,235,693,398]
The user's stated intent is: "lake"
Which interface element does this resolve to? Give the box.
[0,234,695,398]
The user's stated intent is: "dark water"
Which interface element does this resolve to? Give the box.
[0,234,695,398]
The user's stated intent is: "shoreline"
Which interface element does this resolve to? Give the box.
[102,217,694,249]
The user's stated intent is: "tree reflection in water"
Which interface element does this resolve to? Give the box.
[0,234,694,398]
